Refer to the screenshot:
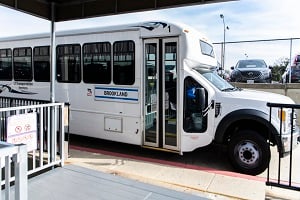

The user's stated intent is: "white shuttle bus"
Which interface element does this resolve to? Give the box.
[0,21,298,175]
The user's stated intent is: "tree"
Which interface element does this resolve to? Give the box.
[271,57,289,81]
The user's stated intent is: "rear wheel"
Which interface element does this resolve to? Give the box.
[228,130,270,175]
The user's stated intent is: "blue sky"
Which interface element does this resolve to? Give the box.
[0,0,299,69]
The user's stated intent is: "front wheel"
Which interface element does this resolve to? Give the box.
[228,130,270,175]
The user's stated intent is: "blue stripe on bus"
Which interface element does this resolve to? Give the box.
[95,95,138,101]
[95,87,138,92]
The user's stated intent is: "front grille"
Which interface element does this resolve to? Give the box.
[240,71,262,79]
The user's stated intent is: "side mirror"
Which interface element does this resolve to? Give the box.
[269,66,273,69]
[230,66,234,70]
[196,88,206,111]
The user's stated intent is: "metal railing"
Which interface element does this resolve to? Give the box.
[0,97,49,108]
[0,97,68,199]
[0,142,27,200]
[266,102,300,191]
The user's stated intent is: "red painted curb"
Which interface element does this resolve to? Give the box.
[70,144,267,182]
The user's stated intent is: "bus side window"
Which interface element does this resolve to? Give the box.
[0,48,12,81]
[34,46,50,82]
[56,44,81,83]
[13,47,33,81]
[113,41,135,85]
[83,42,111,84]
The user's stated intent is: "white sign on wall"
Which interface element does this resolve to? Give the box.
[7,112,37,152]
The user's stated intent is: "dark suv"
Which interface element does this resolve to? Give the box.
[230,59,272,83]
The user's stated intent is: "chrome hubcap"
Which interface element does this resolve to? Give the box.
[238,142,259,165]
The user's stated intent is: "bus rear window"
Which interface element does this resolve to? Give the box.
[200,40,215,58]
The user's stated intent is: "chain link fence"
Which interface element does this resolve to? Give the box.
[213,38,300,81]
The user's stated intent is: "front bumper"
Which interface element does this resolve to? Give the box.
[281,126,300,155]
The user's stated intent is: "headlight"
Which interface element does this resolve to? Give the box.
[262,70,270,76]
[232,70,241,76]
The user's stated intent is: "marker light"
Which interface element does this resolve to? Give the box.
[278,109,286,122]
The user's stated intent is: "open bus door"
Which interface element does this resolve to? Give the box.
[143,38,179,151]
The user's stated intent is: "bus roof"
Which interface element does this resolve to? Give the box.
[0,21,211,43]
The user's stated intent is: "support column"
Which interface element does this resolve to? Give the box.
[50,3,56,163]
[50,2,56,103]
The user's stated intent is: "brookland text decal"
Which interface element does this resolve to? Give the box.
[94,86,139,103]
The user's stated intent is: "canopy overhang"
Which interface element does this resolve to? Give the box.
[0,0,233,22]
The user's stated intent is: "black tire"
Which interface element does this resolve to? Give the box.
[228,130,270,175]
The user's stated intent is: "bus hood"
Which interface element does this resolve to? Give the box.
[224,89,295,105]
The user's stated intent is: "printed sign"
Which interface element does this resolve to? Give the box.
[7,112,37,152]
[94,86,139,103]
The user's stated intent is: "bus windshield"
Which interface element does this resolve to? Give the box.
[194,68,237,91]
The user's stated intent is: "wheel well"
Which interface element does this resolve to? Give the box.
[222,119,277,146]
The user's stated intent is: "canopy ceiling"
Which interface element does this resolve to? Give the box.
[0,0,233,22]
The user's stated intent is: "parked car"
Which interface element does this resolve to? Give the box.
[230,59,272,83]
[292,54,300,66]
[281,64,300,83]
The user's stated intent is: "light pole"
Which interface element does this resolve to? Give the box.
[220,14,229,71]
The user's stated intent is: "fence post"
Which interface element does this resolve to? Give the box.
[288,38,293,83]
[60,105,65,167]
[13,144,28,200]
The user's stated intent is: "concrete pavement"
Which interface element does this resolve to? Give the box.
[23,165,207,200]
[65,145,300,200]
